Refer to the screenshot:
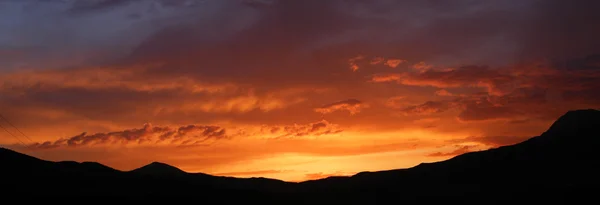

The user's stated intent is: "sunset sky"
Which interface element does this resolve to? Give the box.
[1,0,600,182]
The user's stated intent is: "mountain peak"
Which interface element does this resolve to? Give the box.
[542,109,600,142]
[560,109,599,118]
[131,161,187,176]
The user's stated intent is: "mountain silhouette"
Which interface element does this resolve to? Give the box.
[1,109,599,204]
[130,161,187,176]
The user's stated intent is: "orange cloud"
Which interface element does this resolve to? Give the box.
[427,145,479,157]
[384,96,407,109]
[400,101,450,115]
[177,92,306,114]
[304,171,350,180]
[213,169,290,177]
[434,89,454,97]
[348,55,365,71]
[412,61,433,72]
[370,57,385,65]
[356,56,405,68]
[384,59,406,68]
[450,135,531,147]
[262,120,343,139]
[425,135,532,159]
[315,99,367,115]
[28,123,228,149]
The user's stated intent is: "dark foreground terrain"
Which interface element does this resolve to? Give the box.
[2,109,600,204]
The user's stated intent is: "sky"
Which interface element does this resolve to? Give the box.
[1,0,600,182]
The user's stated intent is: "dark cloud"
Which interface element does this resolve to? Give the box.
[242,0,276,7]
[372,65,516,96]
[28,123,227,149]
[1,0,600,137]
[67,0,134,14]
[66,0,204,15]
[373,55,600,122]
[120,0,371,89]
[5,0,600,72]
[515,0,600,61]
[557,54,600,71]
[7,0,600,88]
[112,0,600,88]
[456,103,522,122]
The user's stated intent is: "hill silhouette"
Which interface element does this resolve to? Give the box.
[130,161,187,176]
[1,109,599,204]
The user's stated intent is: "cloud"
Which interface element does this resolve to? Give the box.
[262,120,343,138]
[67,0,136,14]
[4,0,600,74]
[384,59,406,68]
[0,66,237,94]
[0,66,321,129]
[427,145,479,157]
[28,123,228,149]
[370,57,385,65]
[393,89,545,121]
[213,169,289,177]
[456,103,523,122]
[304,171,350,181]
[412,61,432,72]
[314,99,366,115]
[451,135,531,147]
[400,101,450,115]
[559,54,600,71]
[372,65,516,96]
[350,55,407,70]
[434,89,455,97]
[348,55,365,71]
[178,91,307,113]
[384,96,407,109]
[372,56,600,122]
[2,1,599,128]
[242,0,276,7]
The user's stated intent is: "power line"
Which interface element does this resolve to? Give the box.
[0,122,26,146]
[0,114,33,143]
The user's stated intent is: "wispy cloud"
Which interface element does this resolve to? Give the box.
[315,99,367,115]
[427,145,480,157]
[304,171,351,180]
[29,123,228,149]
[261,120,343,139]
